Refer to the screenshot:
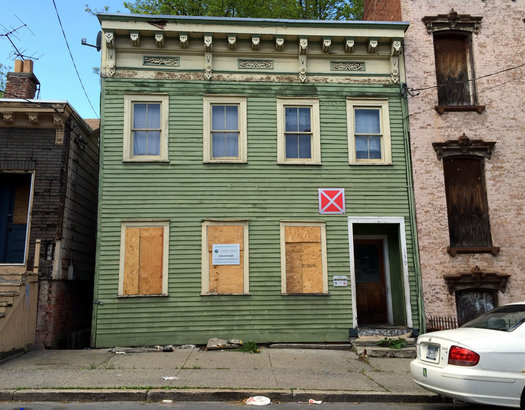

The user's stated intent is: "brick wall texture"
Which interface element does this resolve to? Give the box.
[397,1,525,318]
[363,0,401,21]
[4,73,38,99]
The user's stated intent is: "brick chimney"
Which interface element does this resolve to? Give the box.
[4,59,40,99]
[363,0,402,21]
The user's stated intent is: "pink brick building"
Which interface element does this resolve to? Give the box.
[365,0,525,328]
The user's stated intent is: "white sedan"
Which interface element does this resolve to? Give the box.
[411,301,525,408]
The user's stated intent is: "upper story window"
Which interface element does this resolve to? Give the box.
[123,94,169,162]
[433,134,499,256]
[277,98,321,165]
[423,9,485,114]
[347,99,391,165]
[434,32,475,106]
[203,96,247,163]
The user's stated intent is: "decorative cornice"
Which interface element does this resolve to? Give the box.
[130,31,140,46]
[444,266,509,294]
[228,34,237,50]
[368,39,378,53]
[53,114,65,145]
[2,112,13,122]
[299,38,308,54]
[345,38,354,53]
[154,32,165,47]
[27,113,39,123]
[423,9,482,34]
[251,35,260,50]
[179,33,188,48]
[105,31,114,48]
[143,56,180,67]
[275,36,284,51]
[433,133,496,160]
[322,38,332,53]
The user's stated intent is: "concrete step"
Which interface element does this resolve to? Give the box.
[357,326,413,338]
[0,301,13,307]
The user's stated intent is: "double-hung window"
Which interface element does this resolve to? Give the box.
[123,94,169,162]
[347,99,391,165]
[277,98,321,165]
[203,96,247,163]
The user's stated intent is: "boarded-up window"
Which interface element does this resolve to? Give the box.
[121,223,168,296]
[434,33,473,106]
[443,157,492,248]
[202,221,249,295]
[281,223,327,294]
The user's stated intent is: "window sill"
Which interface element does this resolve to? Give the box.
[435,105,486,115]
[118,294,169,298]
[277,161,323,166]
[349,162,393,166]
[282,293,330,296]
[447,246,500,256]
[204,160,248,164]
[201,293,251,296]
[123,158,170,163]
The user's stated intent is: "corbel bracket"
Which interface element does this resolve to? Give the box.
[154,32,165,48]
[130,32,140,46]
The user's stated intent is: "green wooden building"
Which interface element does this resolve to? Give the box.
[92,14,422,347]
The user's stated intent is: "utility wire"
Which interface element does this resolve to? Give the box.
[407,62,525,94]
[51,0,99,118]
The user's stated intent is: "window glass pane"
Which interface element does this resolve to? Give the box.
[133,104,147,129]
[212,105,225,130]
[224,133,239,157]
[147,104,160,128]
[286,134,299,158]
[225,106,238,130]
[147,131,161,155]
[298,108,311,132]
[285,107,298,132]
[355,135,368,159]
[212,133,226,157]
[133,131,147,155]
[355,109,380,134]
[298,134,311,158]
[369,136,381,159]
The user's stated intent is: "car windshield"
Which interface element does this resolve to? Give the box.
[462,304,525,332]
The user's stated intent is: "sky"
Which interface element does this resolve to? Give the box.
[1,0,128,119]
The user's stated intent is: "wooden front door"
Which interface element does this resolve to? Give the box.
[354,239,387,325]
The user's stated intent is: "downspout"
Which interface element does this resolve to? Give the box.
[400,83,426,334]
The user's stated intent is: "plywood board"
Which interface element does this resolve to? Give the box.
[285,226,321,243]
[207,225,244,250]
[285,243,303,293]
[301,242,323,293]
[123,227,140,295]
[139,227,164,294]
[208,224,244,293]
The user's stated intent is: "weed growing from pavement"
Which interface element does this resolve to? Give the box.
[376,337,407,349]
[237,341,260,353]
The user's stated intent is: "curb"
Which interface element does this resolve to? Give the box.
[0,389,441,403]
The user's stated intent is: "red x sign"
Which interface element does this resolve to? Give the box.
[318,188,345,214]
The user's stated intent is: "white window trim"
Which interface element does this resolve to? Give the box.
[118,221,170,297]
[277,98,321,165]
[203,95,247,163]
[347,98,391,165]
[123,94,169,162]
[201,220,250,295]
[280,221,328,294]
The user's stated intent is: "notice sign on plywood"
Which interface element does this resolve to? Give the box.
[212,244,241,265]
[318,188,345,214]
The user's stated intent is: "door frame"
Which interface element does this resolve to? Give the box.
[354,235,392,325]
[348,216,413,328]
[0,171,35,268]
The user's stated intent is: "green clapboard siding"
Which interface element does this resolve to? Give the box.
[92,79,419,347]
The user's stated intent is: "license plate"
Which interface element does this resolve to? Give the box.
[426,345,438,361]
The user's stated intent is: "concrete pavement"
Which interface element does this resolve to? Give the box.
[0,346,440,404]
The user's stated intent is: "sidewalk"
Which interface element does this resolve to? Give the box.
[0,346,439,403]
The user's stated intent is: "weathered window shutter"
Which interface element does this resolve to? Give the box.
[443,157,492,248]
[434,33,471,106]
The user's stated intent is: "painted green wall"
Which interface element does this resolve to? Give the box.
[92,79,419,347]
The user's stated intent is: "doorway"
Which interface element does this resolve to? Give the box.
[0,173,32,264]
[354,239,388,325]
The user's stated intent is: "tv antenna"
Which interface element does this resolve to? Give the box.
[0,16,42,61]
